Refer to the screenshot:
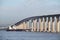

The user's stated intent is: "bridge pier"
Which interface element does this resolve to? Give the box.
[40,18,44,32]
[39,18,42,32]
[43,17,45,32]
[48,17,51,32]
[26,21,29,29]
[39,18,41,32]
[58,16,60,32]
[47,17,50,32]
[37,19,40,32]
[23,22,26,29]
[56,16,60,32]
[51,17,54,32]
[31,20,34,32]
[33,19,37,32]
[44,17,47,32]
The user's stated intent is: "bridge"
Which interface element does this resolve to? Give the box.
[8,14,60,32]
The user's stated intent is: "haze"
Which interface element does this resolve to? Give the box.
[0,0,60,27]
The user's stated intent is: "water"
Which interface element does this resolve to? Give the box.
[0,31,60,40]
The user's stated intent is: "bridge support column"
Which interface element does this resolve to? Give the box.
[57,21,60,32]
[45,17,47,32]
[31,20,34,32]
[56,17,60,32]
[33,19,37,32]
[23,22,27,29]
[47,17,49,32]
[26,21,30,29]
[52,17,55,32]
[59,16,60,32]
[43,17,45,32]
[48,17,51,32]
[40,18,43,32]
[39,18,41,32]
[37,19,39,32]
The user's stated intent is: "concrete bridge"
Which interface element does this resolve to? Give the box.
[8,14,60,32]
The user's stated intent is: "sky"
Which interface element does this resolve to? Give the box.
[0,0,60,27]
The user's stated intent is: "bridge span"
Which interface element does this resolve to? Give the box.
[8,14,60,32]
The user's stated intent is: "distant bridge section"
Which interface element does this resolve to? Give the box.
[0,27,8,30]
[8,14,60,32]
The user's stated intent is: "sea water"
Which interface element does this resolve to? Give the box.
[0,31,60,40]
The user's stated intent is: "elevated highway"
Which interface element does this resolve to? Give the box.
[8,14,60,32]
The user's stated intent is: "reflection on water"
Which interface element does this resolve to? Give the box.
[0,31,60,40]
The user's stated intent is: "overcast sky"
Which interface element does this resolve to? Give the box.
[0,0,60,27]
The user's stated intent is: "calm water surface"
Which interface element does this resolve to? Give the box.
[0,31,60,40]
